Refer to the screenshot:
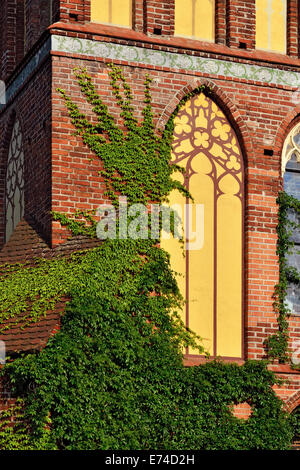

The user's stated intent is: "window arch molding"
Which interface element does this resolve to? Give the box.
[160,86,247,359]
[156,79,252,170]
[282,120,300,175]
[284,389,300,414]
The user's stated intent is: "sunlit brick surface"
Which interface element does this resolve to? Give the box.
[0,0,299,413]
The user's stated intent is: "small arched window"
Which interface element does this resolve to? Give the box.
[91,0,132,28]
[5,118,24,243]
[282,123,300,315]
[174,0,215,42]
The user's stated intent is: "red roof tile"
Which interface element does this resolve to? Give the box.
[0,218,100,355]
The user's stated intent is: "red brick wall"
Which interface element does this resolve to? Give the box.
[0,0,299,410]
[226,0,256,50]
[133,0,144,33]
[24,0,52,54]
[0,0,62,81]
[274,372,300,405]
[0,376,16,415]
[0,59,52,247]
[48,45,300,364]
[215,0,227,45]
[143,0,175,36]
[59,0,91,24]
[51,57,111,247]
[232,402,252,419]
[0,0,25,82]
[52,0,61,23]
[2,0,300,84]
[0,1,93,82]
[287,0,299,57]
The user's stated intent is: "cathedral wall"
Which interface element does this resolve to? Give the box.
[49,44,299,364]
[0,0,299,417]
[0,58,52,247]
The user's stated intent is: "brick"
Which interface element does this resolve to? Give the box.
[0,0,299,413]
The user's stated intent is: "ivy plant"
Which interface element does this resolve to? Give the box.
[0,66,296,450]
[265,191,300,363]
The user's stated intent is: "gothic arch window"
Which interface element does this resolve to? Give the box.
[256,0,287,54]
[282,122,300,315]
[91,0,132,28]
[162,93,244,359]
[5,118,25,243]
[174,0,215,42]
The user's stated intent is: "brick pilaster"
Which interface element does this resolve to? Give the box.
[226,0,256,50]
[0,0,24,82]
[215,0,227,45]
[133,0,144,33]
[25,0,52,54]
[143,0,175,36]
[287,0,298,57]
[59,0,91,24]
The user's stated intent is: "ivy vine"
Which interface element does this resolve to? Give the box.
[0,67,296,449]
[265,191,300,364]
[57,65,191,208]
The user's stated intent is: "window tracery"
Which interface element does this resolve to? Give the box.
[162,93,244,358]
[5,118,24,243]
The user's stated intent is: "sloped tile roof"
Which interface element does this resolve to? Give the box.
[0,218,100,355]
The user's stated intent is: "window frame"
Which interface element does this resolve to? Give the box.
[282,122,300,316]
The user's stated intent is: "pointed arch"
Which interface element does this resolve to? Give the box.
[161,88,245,359]
[156,78,253,168]
[275,105,300,178]
[284,390,300,413]
[281,120,300,175]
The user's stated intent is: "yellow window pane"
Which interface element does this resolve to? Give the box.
[217,194,242,358]
[256,0,286,54]
[160,176,186,339]
[91,0,132,28]
[270,0,286,53]
[164,94,244,359]
[188,170,214,355]
[175,0,215,42]
[256,0,269,51]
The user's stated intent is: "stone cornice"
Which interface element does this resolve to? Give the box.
[3,25,300,112]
